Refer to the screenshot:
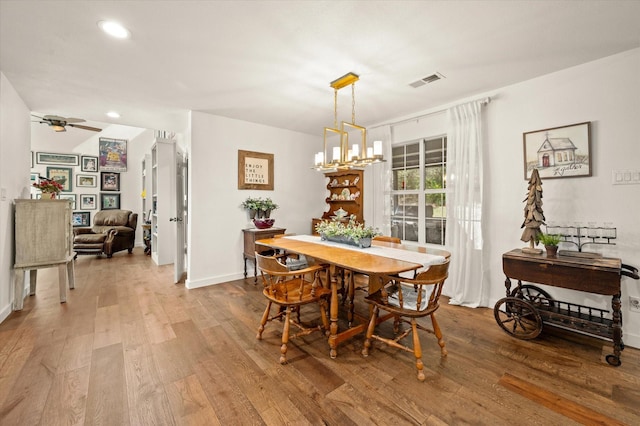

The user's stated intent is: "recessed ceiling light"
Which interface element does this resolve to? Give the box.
[106,111,120,118]
[97,20,130,39]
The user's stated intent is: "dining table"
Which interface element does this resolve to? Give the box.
[255,234,450,358]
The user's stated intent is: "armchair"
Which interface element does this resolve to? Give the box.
[73,209,138,258]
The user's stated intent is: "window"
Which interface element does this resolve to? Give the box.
[390,136,447,245]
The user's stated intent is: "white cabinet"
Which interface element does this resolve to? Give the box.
[151,138,176,265]
[13,199,75,310]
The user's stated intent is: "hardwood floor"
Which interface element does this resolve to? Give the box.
[1,249,639,425]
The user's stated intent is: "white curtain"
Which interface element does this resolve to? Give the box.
[445,101,486,307]
[366,126,392,235]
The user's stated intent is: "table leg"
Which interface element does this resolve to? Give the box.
[329,275,339,358]
[58,264,67,303]
[67,261,75,289]
[504,276,512,297]
[612,293,623,359]
[13,270,25,311]
[243,255,248,279]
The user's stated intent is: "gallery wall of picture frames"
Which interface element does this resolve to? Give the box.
[30,140,127,227]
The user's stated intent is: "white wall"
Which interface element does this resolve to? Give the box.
[186,111,325,288]
[0,72,31,321]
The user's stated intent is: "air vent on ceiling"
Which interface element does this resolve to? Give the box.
[409,72,445,88]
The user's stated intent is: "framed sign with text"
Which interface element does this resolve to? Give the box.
[238,150,274,190]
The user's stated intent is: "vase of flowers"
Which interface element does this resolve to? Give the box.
[32,178,63,199]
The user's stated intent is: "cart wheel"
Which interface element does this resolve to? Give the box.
[606,354,621,366]
[511,284,554,308]
[494,297,542,340]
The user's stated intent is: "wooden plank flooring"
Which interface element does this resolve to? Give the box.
[1,249,639,425]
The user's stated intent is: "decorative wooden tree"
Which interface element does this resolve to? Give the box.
[521,168,545,253]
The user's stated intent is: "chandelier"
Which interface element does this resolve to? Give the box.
[313,72,384,171]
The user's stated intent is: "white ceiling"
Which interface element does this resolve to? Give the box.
[2,1,639,138]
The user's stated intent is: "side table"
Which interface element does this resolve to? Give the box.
[243,227,286,283]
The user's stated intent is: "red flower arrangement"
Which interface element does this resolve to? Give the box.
[32,179,64,194]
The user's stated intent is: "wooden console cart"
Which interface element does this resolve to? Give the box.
[494,249,639,366]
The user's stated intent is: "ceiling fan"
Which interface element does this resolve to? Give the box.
[32,114,102,132]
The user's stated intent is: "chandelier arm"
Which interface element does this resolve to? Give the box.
[352,83,356,125]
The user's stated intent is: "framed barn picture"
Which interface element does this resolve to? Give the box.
[523,122,591,180]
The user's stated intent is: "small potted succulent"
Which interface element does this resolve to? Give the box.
[538,233,562,257]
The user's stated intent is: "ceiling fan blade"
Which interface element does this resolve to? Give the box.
[68,123,102,132]
[43,115,67,121]
[64,117,86,123]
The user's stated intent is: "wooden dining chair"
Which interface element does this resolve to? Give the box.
[255,252,331,364]
[361,259,450,381]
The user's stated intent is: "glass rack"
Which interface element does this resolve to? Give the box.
[544,224,616,252]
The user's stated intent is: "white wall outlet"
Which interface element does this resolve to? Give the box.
[630,296,640,313]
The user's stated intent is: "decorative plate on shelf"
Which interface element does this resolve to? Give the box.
[333,208,348,218]
[341,188,351,199]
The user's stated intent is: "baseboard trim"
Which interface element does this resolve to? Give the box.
[0,302,13,324]
[185,272,245,289]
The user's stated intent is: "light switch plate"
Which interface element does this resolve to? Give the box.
[612,169,640,185]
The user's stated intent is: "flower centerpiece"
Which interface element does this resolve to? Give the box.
[32,178,63,199]
[315,215,380,248]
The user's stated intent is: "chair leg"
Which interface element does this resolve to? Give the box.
[411,318,426,382]
[280,307,291,364]
[257,301,272,339]
[431,313,448,357]
[361,306,379,357]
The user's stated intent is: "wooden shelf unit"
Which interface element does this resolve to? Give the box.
[312,169,363,235]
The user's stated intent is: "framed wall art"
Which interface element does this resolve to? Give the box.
[238,149,274,190]
[36,152,79,166]
[100,172,120,191]
[523,121,591,180]
[81,155,98,172]
[80,194,97,210]
[58,193,77,209]
[100,193,120,210]
[99,137,127,172]
[46,166,73,192]
[72,211,91,227]
[77,174,97,188]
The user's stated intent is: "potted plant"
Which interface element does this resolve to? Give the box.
[32,178,63,199]
[241,197,261,219]
[315,215,380,248]
[258,197,278,219]
[539,233,562,257]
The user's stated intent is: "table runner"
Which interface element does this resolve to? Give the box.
[284,235,446,271]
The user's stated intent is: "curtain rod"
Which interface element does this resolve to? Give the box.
[369,96,491,131]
